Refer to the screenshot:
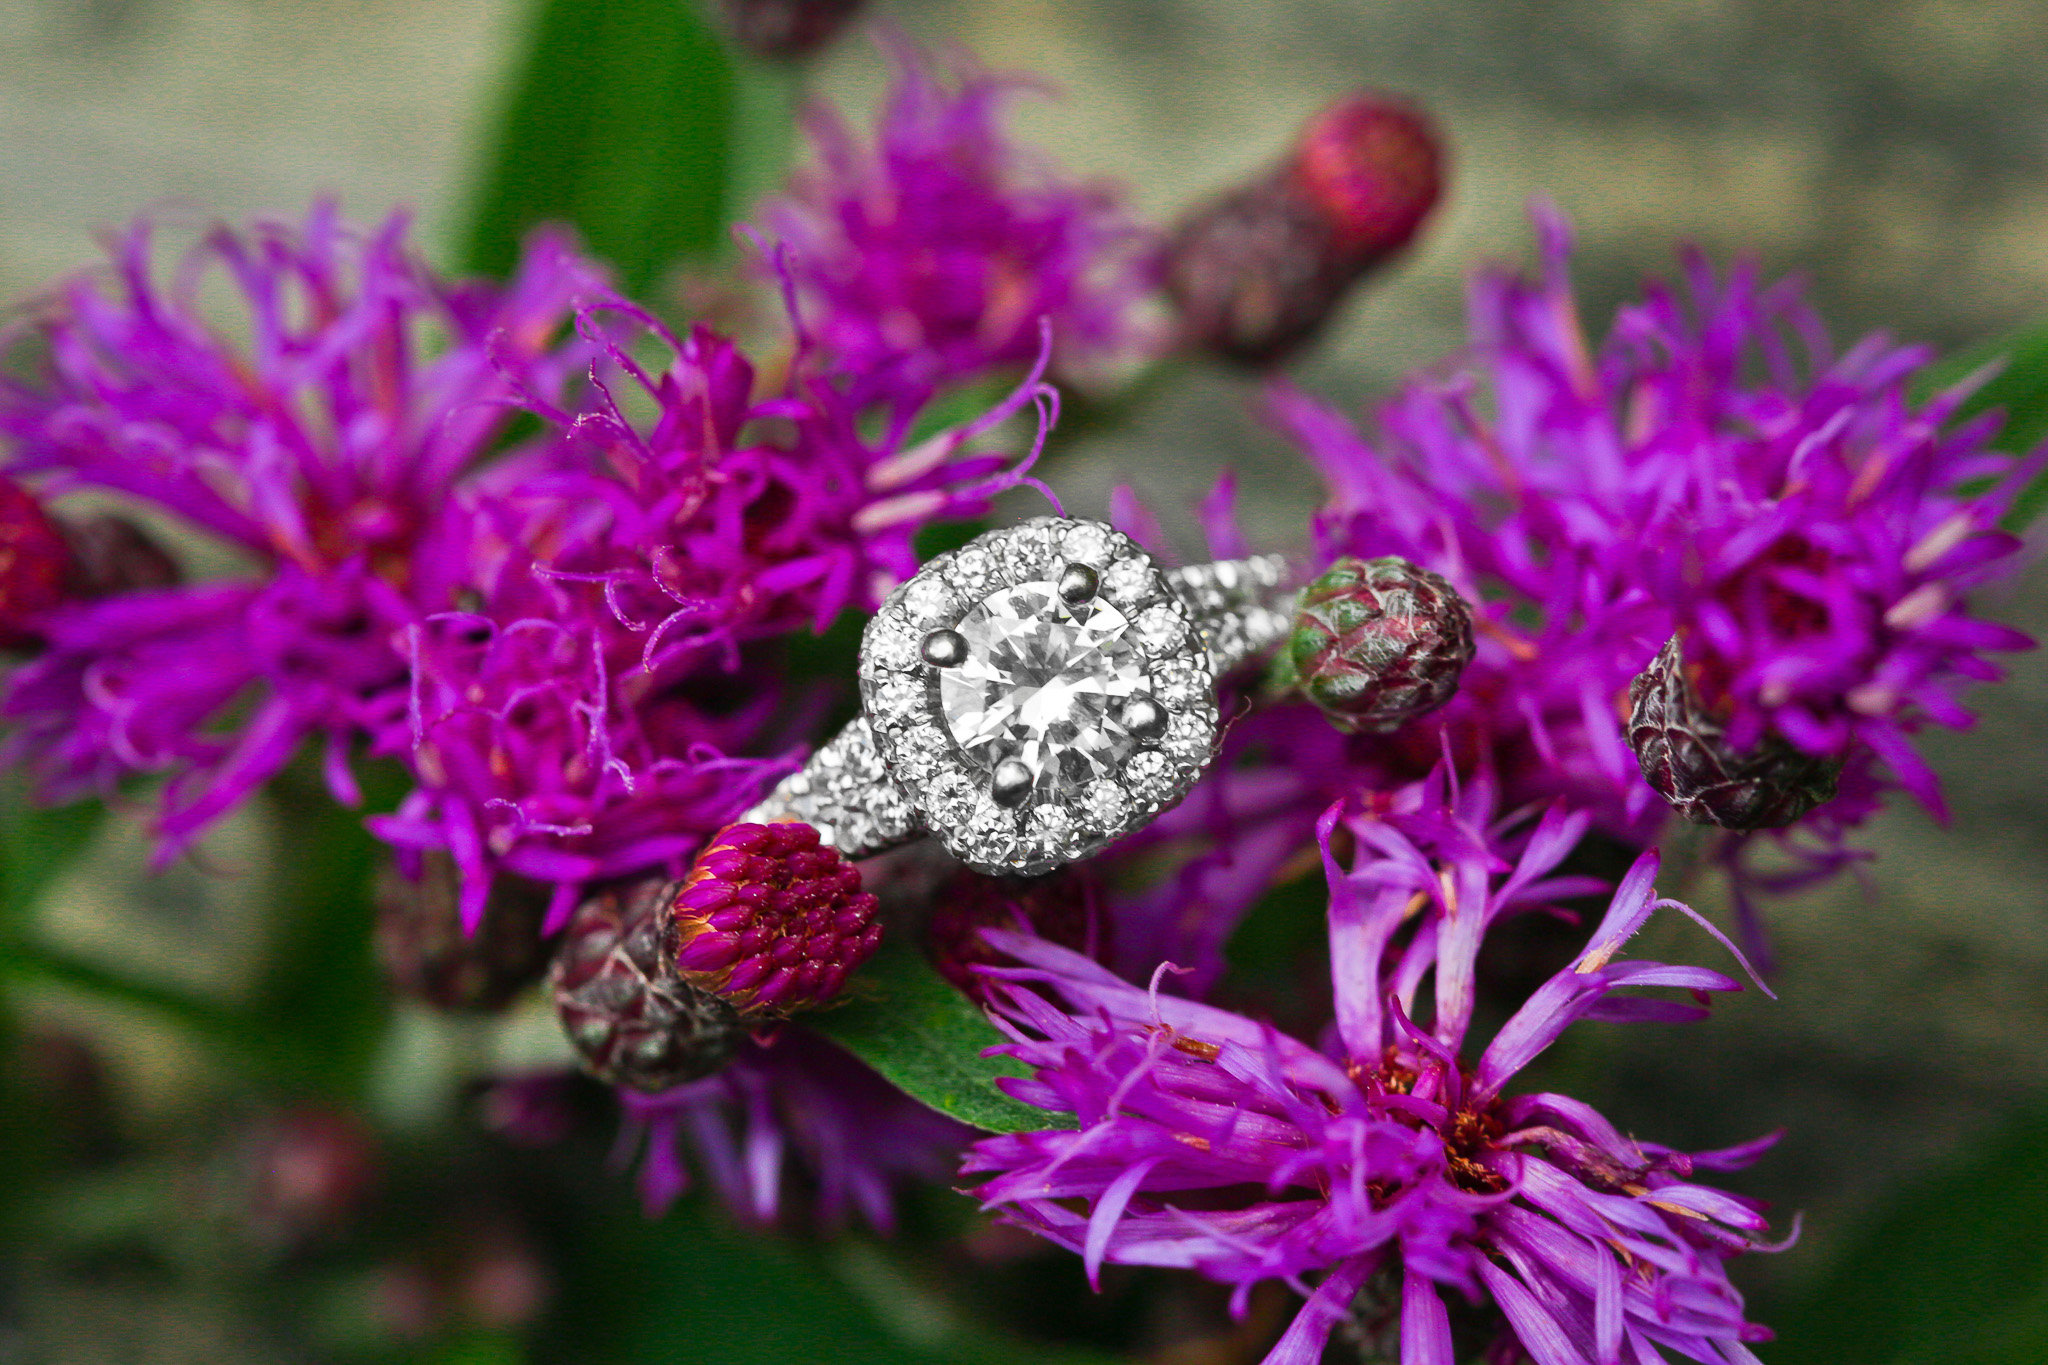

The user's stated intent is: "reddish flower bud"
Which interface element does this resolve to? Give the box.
[923,867,1102,1003]
[720,0,864,58]
[62,513,181,597]
[1281,556,1474,734]
[1628,635,1842,829]
[374,851,553,1014]
[671,821,882,1017]
[1163,175,1351,366]
[1287,94,1444,267]
[1166,91,1445,366]
[550,878,742,1092]
[0,476,74,647]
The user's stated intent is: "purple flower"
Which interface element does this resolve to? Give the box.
[0,205,601,859]
[618,1028,968,1231]
[967,783,1784,1365]
[758,32,1158,401]
[1275,204,2034,854]
[373,297,1055,929]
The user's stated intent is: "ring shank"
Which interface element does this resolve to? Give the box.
[739,553,1296,859]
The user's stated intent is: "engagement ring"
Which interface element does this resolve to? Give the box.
[741,517,1294,876]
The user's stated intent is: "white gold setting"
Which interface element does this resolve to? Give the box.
[744,517,1291,877]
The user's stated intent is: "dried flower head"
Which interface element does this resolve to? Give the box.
[1629,635,1843,829]
[550,876,743,1092]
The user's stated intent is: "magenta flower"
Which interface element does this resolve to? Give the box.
[618,1029,968,1231]
[0,205,601,859]
[374,296,1054,930]
[968,792,1783,1365]
[758,33,1157,400]
[1275,204,2034,855]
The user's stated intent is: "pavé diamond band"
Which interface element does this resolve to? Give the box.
[739,517,1295,876]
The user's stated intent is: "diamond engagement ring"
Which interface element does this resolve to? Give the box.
[740,517,1294,876]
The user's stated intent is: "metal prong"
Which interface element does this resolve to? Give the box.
[1119,694,1167,741]
[921,628,967,667]
[1057,563,1099,604]
[990,758,1034,808]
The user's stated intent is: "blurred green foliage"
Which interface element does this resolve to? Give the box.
[462,0,738,293]
[1767,1103,2048,1365]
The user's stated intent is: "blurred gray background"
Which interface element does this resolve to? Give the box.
[4,0,2048,1322]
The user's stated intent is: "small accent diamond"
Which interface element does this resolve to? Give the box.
[1080,779,1129,830]
[1162,710,1217,763]
[872,676,925,728]
[1152,658,1206,708]
[930,770,978,824]
[1134,602,1189,656]
[966,800,1020,863]
[893,725,951,784]
[1101,557,1153,607]
[870,781,918,841]
[1000,525,1059,581]
[1126,750,1174,801]
[1061,522,1116,567]
[950,546,995,594]
[903,575,958,625]
[868,613,921,671]
[1025,804,1075,854]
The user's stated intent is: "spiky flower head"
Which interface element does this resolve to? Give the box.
[923,867,1101,1003]
[0,476,73,648]
[373,851,555,1014]
[0,205,601,860]
[1279,204,2035,857]
[550,876,742,1093]
[1629,634,1843,829]
[671,822,881,1018]
[968,798,1782,1365]
[759,34,1156,398]
[1280,554,1474,733]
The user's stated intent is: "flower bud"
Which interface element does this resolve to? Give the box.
[924,867,1102,1003]
[1627,635,1842,830]
[1165,91,1444,365]
[550,878,742,1093]
[0,476,74,647]
[1287,94,1443,267]
[374,851,553,1014]
[720,0,864,58]
[1163,175,1351,366]
[671,821,882,1017]
[1280,556,1474,733]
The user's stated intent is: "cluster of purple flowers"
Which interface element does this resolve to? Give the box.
[0,26,2036,1365]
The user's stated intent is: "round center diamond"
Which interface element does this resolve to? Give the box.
[941,581,1147,800]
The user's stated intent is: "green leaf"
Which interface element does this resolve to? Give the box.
[461,0,738,293]
[808,934,1072,1135]
[1765,1102,2048,1365]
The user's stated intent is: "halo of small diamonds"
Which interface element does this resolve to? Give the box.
[858,517,1219,876]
